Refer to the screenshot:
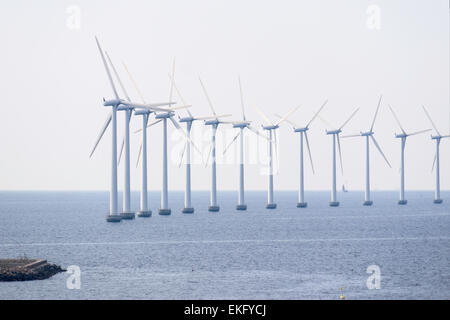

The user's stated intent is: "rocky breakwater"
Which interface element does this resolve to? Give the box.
[0,259,65,281]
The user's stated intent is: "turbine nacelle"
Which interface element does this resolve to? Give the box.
[134,109,151,116]
[103,99,123,106]
[262,124,279,130]
[326,129,342,135]
[179,116,195,123]
[204,119,220,126]
[395,133,408,138]
[294,127,309,133]
[155,112,174,119]
[361,131,374,137]
[233,121,251,128]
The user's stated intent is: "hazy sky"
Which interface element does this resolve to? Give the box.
[0,0,448,192]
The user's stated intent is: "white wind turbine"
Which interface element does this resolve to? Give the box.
[223,77,269,211]
[250,98,302,209]
[388,105,431,205]
[171,75,230,213]
[90,37,175,222]
[422,105,449,204]
[342,96,391,206]
[199,78,235,212]
[320,107,360,207]
[274,99,328,208]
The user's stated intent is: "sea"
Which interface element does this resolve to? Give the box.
[0,190,449,300]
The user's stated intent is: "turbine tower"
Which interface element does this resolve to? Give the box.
[389,105,431,205]
[342,96,391,206]
[223,77,268,210]
[321,107,360,207]
[275,99,328,208]
[198,78,233,212]
[422,105,449,204]
[250,98,301,209]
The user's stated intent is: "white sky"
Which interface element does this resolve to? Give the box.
[0,0,448,191]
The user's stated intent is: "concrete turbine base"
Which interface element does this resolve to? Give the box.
[137,211,152,217]
[363,200,373,206]
[398,200,408,205]
[106,215,122,223]
[329,201,340,207]
[265,203,277,209]
[236,204,247,211]
[182,208,194,214]
[159,208,171,215]
[120,212,135,220]
[296,202,308,208]
[433,199,443,204]
[208,206,220,212]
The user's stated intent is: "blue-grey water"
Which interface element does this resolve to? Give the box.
[0,190,449,300]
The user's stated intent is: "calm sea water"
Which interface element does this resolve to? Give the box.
[0,190,449,300]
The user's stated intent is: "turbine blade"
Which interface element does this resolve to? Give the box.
[89,112,111,158]
[204,141,213,167]
[307,99,328,128]
[168,116,202,155]
[318,114,336,130]
[195,114,231,121]
[370,95,383,132]
[304,131,315,174]
[273,130,279,172]
[337,134,344,175]
[134,118,162,134]
[123,62,146,103]
[238,76,246,121]
[169,58,176,105]
[341,134,361,138]
[274,113,298,128]
[248,125,270,141]
[178,142,187,168]
[168,73,193,118]
[223,131,240,155]
[422,105,441,136]
[118,135,125,165]
[250,104,272,126]
[339,108,359,130]
[136,141,142,168]
[408,129,431,136]
[105,52,130,101]
[431,152,436,172]
[123,101,174,112]
[388,105,406,135]
[275,104,301,127]
[199,77,218,118]
[95,37,119,100]
[371,135,391,168]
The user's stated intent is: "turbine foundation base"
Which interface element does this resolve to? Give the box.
[236,204,247,211]
[329,201,340,207]
[106,215,122,223]
[433,199,443,204]
[120,212,135,220]
[158,208,172,215]
[296,202,308,208]
[363,200,373,206]
[265,203,277,209]
[398,200,408,205]
[208,206,220,212]
[137,210,152,217]
[182,207,194,214]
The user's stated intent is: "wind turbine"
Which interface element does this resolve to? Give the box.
[153,60,196,215]
[275,99,328,208]
[90,37,175,222]
[320,107,360,207]
[170,75,230,213]
[223,77,269,211]
[198,78,234,212]
[422,105,449,204]
[251,99,301,209]
[342,96,391,206]
[389,105,431,205]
